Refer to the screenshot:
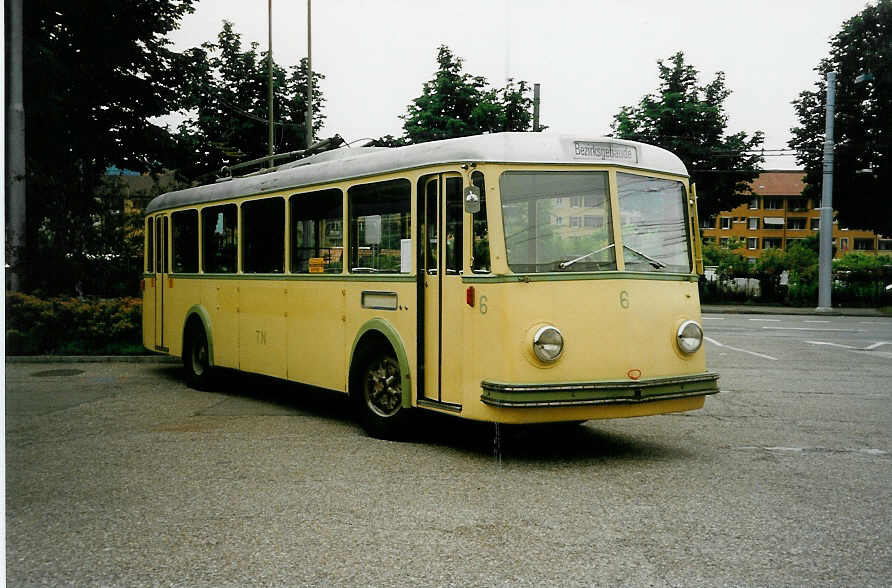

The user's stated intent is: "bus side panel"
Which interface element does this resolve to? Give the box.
[344,281,417,395]
[142,277,156,351]
[239,282,287,379]
[287,281,346,391]
[202,280,239,369]
[163,278,203,359]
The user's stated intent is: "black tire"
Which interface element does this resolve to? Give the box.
[353,349,410,440]
[183,325,213,390]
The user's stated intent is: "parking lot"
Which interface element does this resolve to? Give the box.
[6,313,892,586]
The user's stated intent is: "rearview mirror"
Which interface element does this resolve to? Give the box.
[464,185,481,213]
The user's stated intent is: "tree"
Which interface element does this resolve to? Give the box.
[611,52,765,222]
[21,0,196,294]
[789,0,891,236]
[402,45,540,143]
[173,21,326,183]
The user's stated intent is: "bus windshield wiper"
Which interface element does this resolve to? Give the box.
[622,245,667,269]
[559,243,615,269]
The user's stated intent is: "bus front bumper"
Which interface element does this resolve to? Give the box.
[480,372,719,408]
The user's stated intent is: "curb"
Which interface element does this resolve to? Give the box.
[5,355,180,364]
[701,305,888,318]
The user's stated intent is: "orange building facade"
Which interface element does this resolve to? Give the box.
[700,170,890,262]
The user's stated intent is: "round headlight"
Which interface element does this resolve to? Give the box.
[676,320,703,354]
[533,326,564,362]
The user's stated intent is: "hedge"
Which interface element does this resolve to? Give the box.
[6,292,144,355]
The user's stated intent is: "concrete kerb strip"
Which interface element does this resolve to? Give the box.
[701,305,888,318]
[5,355,180,364]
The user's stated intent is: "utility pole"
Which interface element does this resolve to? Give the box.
[267,0,275,166]
[305,0,313,149]
[6,0,26,291]
[816,71,836,313]
[532,83,541,132]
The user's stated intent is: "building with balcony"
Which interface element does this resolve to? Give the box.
[700,170,890,262]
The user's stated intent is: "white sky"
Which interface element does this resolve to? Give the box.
[165,0,869,170]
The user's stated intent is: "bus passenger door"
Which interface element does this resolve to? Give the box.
[420,174,463,408]
[154,215,169,352]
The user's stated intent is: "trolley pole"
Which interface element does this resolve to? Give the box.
[6,0,26,291]
[305,0,313,149]
[267,0,274,166]
[816,71,836,313]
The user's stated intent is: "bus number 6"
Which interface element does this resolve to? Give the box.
[620,290,630,309]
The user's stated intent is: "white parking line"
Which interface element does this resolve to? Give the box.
[705,336,778,361]
[702,317,725,320]
[803,320,830,324]
[763,326,854,332]
[863,341,891,350]
[749,318,781,322]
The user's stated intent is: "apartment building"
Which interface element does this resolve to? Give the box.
[700,170,890,262]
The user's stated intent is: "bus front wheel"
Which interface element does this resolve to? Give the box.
[355,350,410,440]
[183,325,213,390]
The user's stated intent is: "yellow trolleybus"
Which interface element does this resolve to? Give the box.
[143,132,719,438]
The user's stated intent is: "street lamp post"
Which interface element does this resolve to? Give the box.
[816,71,836,313]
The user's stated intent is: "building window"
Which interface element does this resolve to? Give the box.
[749,197,759,209]
[720,237,730,248]
[700,218,714,229]
[748,217,759,230]
[879,240,892,251]
[747,237,758,250]
[787,217,806,230]
[854,238,873,251]
[787,198,807,212]
[762,217,784,229]
[720,217,731,230]
[840,238,849,251]
[762,237,782,249]
[570,196,582,207]
[569,216,581,228]
[764,198,783,210]
[811,218,820,230]
[554,216,563,225]
[583,215,603,228]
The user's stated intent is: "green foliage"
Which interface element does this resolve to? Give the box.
[790,0,891,236]
[21,0,196,294]
[6,293,144,355]
[702,241,749,283]
[611,52,765,221]
[173,21,327,183]
[402,46,541,143]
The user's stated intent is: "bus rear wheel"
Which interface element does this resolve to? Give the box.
[183,325,213,390]
[355,351,410,440]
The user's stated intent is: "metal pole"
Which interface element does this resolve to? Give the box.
[816,71,836,312]
[6,0,26,291]
[532,83,541,132]
[305,0,313,148]
[267,0,274,166]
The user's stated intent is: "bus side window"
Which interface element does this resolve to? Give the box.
[471,171,489,273]
[348,179,411,273]
[201,204,238,274]
[146,217,154,273]
[290,188,343,273]
[171,209,198,273]
[242,197,285,273]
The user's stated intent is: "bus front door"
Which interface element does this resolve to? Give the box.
[154,215,169,352]
[420,174,464,409]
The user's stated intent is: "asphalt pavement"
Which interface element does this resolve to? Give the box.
[5,311,892,586]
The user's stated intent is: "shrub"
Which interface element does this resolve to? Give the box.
[5,292,144,355]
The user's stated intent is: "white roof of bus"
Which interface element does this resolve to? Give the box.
[145,132,688,214]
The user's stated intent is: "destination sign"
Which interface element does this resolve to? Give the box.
[572,141,638,163]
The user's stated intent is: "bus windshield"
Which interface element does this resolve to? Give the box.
[500,170,691,274]
[500,171,616,273]
[616,172,691,273]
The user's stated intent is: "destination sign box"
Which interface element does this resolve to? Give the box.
[572,141,638,163]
